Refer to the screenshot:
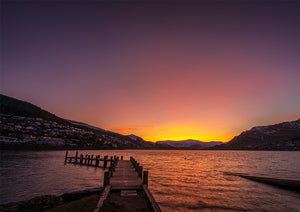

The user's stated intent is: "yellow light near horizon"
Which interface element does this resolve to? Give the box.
[144,134,232,142]
[140,125,233,142]
[109,123,234,143]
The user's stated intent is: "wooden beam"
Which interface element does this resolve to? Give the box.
[143,184,161,212]
[94,185,111,212]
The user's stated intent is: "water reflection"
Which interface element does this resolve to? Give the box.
[1,150,299,211]
[0,151,105,204]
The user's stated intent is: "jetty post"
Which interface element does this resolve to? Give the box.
[80,154,83,165]
[103,156,108,168]
[143,171,148,185]
[75,151,78,164]
[138,165,143,178]
[108,166,112,176]
[103,171,110,186]
[85,154,88,164]
[64,151,68,163]
[88,155,91,165]
[95,156,99,167]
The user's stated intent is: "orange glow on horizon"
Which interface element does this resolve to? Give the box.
[110,124,234,142]
[144,134,233,143]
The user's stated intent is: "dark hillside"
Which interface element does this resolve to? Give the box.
[0,94,157,149]
[210,119,300,150]
[0,94,68,124]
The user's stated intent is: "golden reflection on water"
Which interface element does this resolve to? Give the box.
[1,150,299,211]
[128,150,300,212]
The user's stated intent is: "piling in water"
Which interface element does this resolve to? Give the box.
[80,154,83,165]
[75,151,78,164]
[64,151,68,163]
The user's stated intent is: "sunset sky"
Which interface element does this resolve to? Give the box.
[1,1,300,142]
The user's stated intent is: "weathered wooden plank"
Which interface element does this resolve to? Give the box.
[143,184,161,212]
[238,174,300,192]
[64,154,160,211]
[143,171,148,186]
[110,185,142,190]
[95,158,161,212]
[224,172,300,192]
[110,161,143,190]
[93,185,111,212]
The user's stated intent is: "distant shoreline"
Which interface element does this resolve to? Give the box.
[1,142,299,151]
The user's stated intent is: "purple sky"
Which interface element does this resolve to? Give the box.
[1,1,300,142]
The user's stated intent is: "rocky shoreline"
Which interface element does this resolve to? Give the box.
[0,187,103,212]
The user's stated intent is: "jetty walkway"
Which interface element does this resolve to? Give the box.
[65,152,161,212]
[95,157,161,212]
[109,160,143,190]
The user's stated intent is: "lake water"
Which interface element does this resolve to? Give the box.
[0,150,299,211]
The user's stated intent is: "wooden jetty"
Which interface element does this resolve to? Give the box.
[65,152,161,211]
[96,156,161,212]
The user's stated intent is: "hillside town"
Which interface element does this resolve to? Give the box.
[0,113,151,149]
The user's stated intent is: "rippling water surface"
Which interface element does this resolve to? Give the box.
[1,150,299,211]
